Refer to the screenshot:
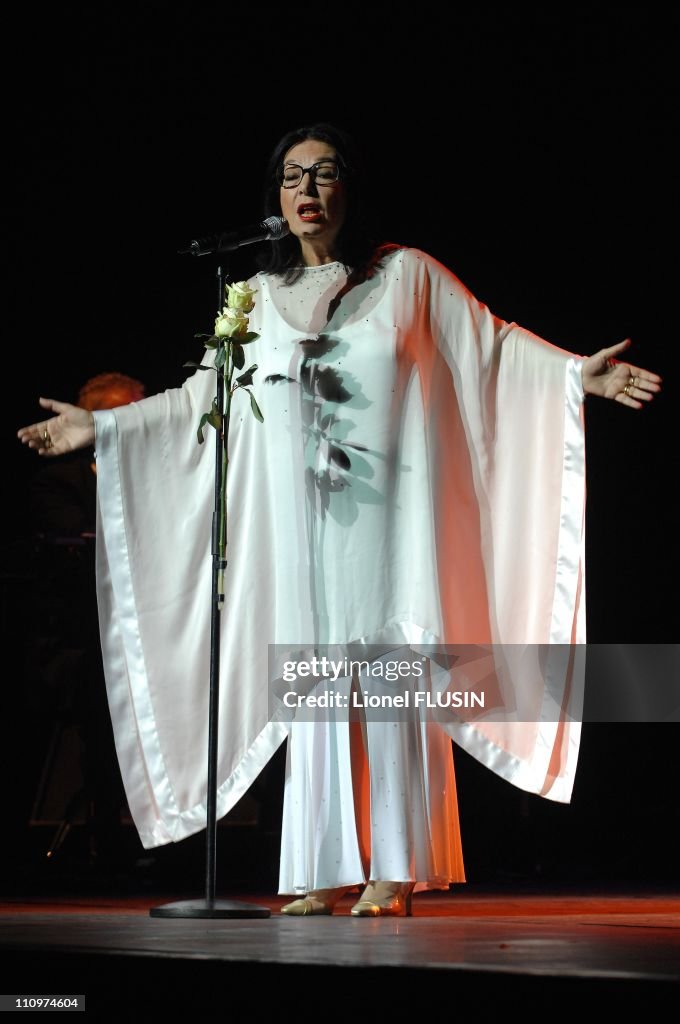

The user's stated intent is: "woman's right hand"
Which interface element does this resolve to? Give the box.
[17,397,95,456]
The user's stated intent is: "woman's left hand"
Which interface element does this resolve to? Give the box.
[581,338,662,409]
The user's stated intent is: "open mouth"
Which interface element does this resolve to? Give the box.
[297,203,323,221]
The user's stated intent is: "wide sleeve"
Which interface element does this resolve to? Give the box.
[93,339,287,848]
[400,249,586,802]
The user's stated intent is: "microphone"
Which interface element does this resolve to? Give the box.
[178,215,289,256]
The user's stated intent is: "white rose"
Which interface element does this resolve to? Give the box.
[215,306,249,338]
[226,281,257,312]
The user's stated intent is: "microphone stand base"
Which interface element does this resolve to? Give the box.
[150,898,270,919]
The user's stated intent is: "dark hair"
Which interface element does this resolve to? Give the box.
[257,122,380,284]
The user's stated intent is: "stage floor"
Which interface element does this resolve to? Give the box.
[1,885,679,1012]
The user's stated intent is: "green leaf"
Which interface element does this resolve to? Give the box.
[238,332,260,344]
[183,361,213,371]
[195,333,219,349]
[196,403,223,443]
[247,390,264,422]
[208,397,222,429]
[214,346,227,369]
[232,343,245,369]
[235,363,258,387]
[196,411,210,444]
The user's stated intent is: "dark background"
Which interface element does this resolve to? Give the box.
[1,5,678,893]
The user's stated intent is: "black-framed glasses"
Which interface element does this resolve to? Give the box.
[277,160,341,189]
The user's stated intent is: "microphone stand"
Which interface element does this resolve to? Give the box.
[150,261,270,919]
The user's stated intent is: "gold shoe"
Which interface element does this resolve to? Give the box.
[280,887,350,916]
[350,880,415,917]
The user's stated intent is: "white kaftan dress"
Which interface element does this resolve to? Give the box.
[94,247,586,874]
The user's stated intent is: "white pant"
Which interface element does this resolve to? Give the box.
[278,650,466,895]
